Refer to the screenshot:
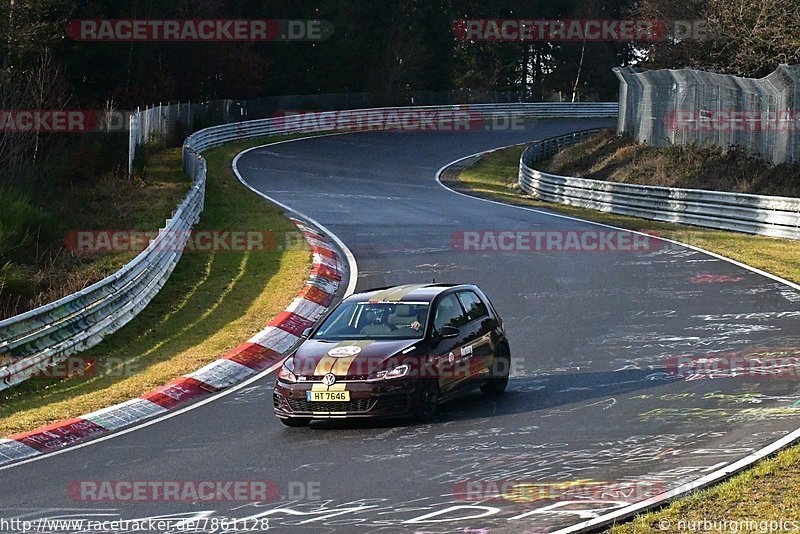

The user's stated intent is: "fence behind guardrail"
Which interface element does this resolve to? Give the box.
[615,64,800,165]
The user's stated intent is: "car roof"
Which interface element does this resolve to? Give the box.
[344,283,473,304]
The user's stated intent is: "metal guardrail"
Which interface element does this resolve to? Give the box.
[0,102,616,391]
[175,102,620,158]
[133,100,619,172]
[519,130,800,240]
[180,102,619,162]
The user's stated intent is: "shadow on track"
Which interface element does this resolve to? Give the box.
[285,368,681,430]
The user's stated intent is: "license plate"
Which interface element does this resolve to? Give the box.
[307,390,350,402]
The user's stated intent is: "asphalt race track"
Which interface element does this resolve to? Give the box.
[2,119,800,533]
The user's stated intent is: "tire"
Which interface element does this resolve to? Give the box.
[280,417,311,427]
[415,377,440,422]
[481,343,510,396]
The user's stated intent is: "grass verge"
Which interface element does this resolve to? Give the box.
[542,128,800,197]
[0,135,311,436]
[447,145,800,533]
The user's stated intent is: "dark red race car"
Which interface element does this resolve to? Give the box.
[273,283,510,426]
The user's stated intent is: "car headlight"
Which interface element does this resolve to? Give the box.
[278,357,297,383]
[367,364,410,382]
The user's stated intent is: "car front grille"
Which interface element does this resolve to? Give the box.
[287,397,377,413]
[302,374,370,381]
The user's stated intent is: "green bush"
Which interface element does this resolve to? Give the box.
[0,188,50,261]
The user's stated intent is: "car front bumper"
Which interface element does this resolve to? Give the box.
[273,379,418,419]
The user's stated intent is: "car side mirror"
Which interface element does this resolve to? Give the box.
[301,327,313,339]
[440,326,460,339]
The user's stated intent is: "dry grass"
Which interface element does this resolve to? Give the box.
[542,129,800,197]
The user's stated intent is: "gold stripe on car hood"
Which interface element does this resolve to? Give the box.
[311,340,374,390]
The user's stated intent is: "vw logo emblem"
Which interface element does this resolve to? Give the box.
[322,373,336,386]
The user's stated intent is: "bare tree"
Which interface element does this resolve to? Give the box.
[25,49,69,162]
[633,0,800,77]
[0,67,29,173]
[571,41,587,102]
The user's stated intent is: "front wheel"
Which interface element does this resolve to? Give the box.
[415,378,440,422]
[481,343,510,396]
[280,417,311,427]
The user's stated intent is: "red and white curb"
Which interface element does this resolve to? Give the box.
[0,218,342,465]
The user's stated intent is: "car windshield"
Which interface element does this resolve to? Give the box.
[312,301,430,340]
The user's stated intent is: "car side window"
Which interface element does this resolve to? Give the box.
[457,290,488,323]
[433,294,468,332]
